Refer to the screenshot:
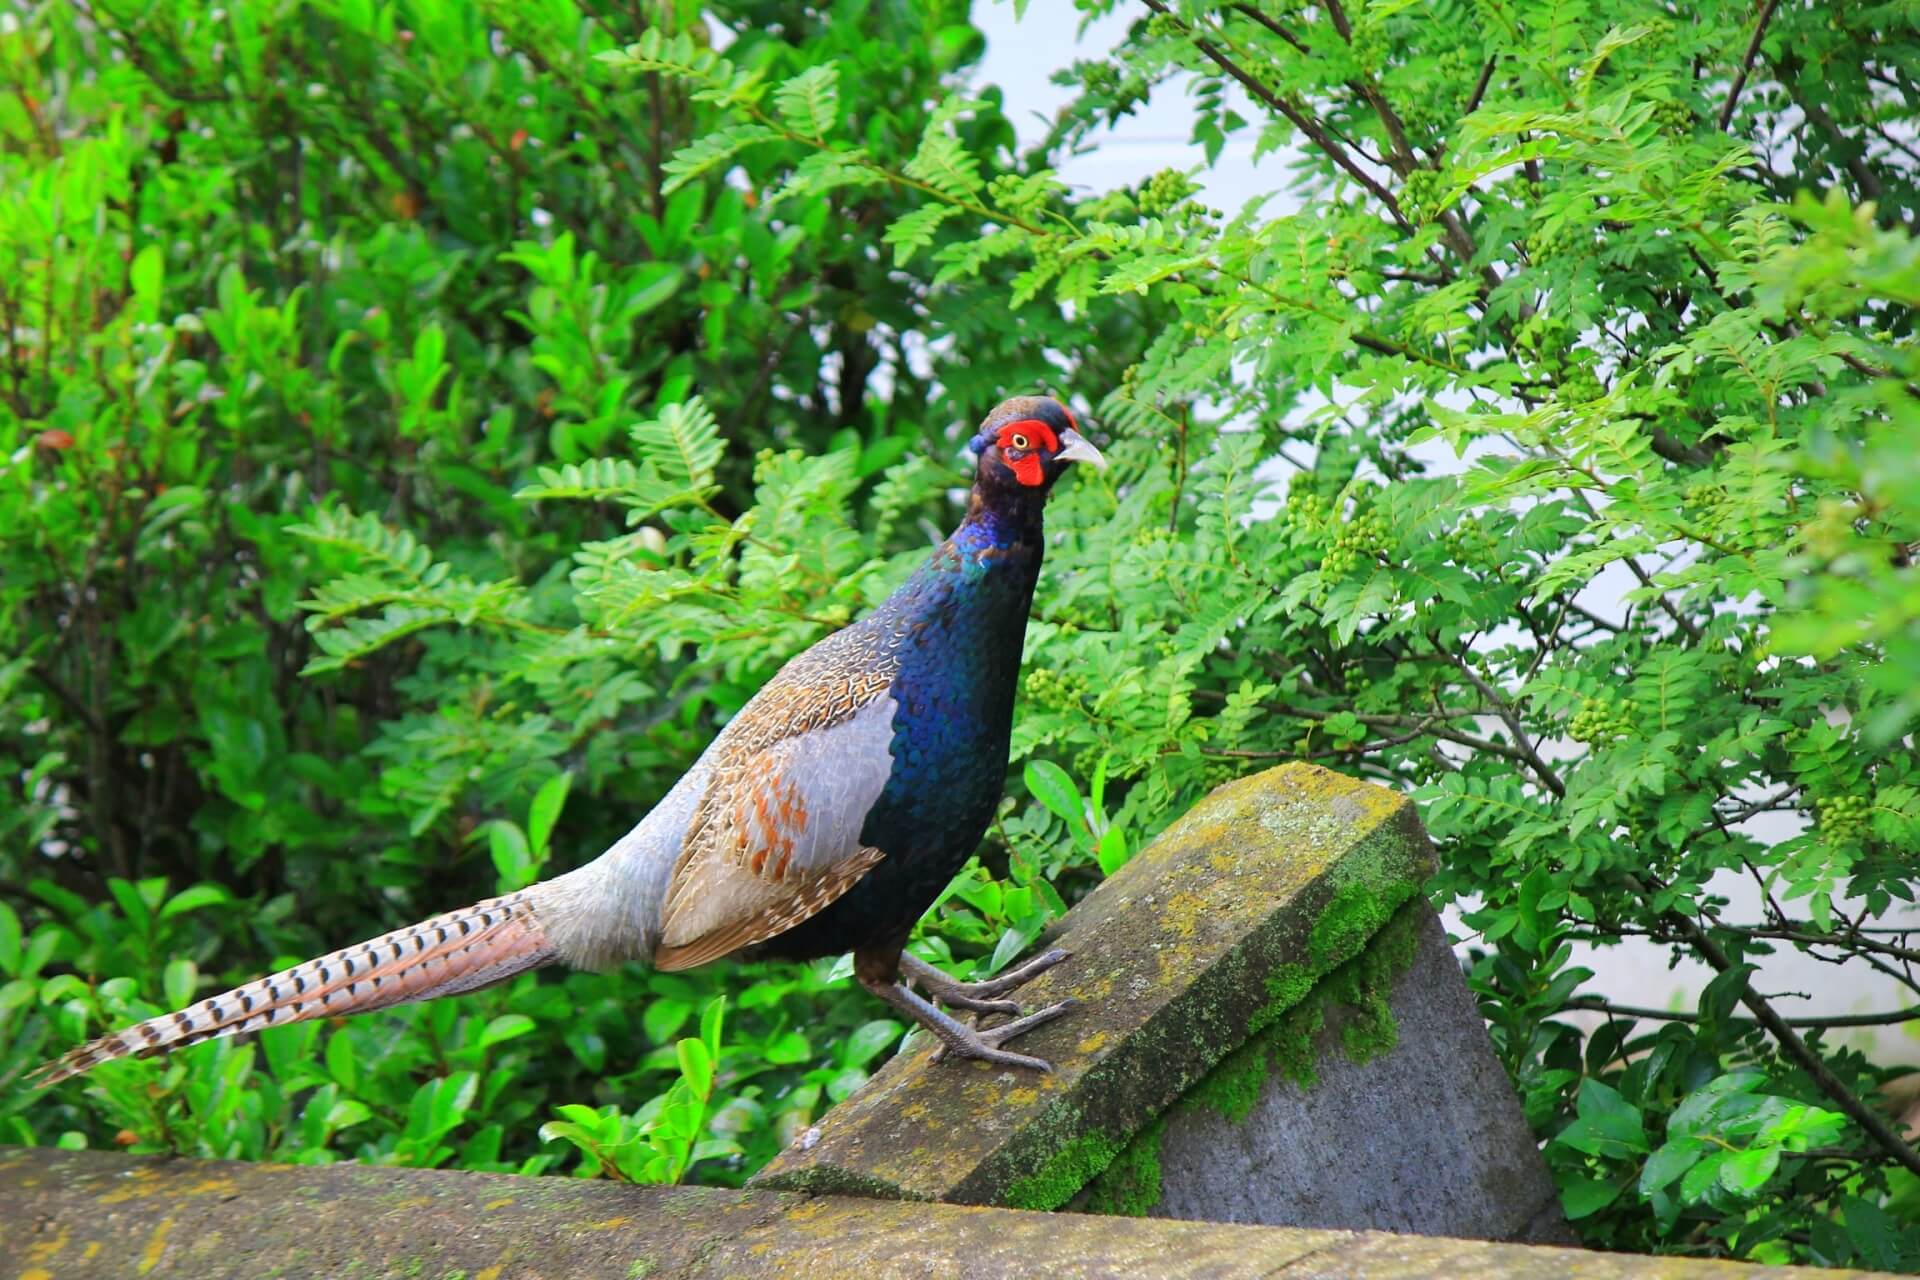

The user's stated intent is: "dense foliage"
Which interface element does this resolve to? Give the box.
[5,0,1919,1267]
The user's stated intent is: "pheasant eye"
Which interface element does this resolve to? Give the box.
[1009,433,1030,450]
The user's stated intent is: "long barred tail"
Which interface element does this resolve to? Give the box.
[31,890,556,1087]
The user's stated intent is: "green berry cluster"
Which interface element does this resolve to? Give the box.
[1683,480,1722,509]
[1348,23,1387,73]
[1818,794,1872,840]
[988,174,1046,221]
[1279,488,1330,536]
[1400,169,1444,224]
[1528,219,1584,263]
[1073,743,1114,780]
[1144,11,1184,39]
[1651,98,1694,136]
[1433,46,1476,86]
[1442,521,1499,568]
[1024,666,1090,711]
[1559,364,1604,403]
[1139,168,1200,216]
[1320,509,1390,575]
[1569,697,1635,744]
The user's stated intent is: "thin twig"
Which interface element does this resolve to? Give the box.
[1718,0,1779,130]
[1564,996,1920,1029]
[1141,0,1412,230]
[1440,646,1567,797]
[1629,873,1920,1180]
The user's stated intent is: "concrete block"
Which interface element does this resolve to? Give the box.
[754,766,1418,1202]
[1080,905,1568,1242]
[0,1146,1890,1279]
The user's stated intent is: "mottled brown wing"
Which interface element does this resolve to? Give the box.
[653,655,900,972]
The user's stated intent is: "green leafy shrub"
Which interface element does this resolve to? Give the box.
[0,0,1163,1184]
[596,0,1920,1264]
[8,0,1920,1267]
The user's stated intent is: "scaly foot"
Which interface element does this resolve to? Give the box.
[900,948,1070,1016]
[859,947,1075,1071]
[927,999,1077,1070]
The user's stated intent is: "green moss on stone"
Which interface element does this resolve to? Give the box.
[1250,964,1315,1036]
[1078,899,1431,1218]
[1184,1032,1270,1124]
[1003,1131,1128,1210]
[1077,1117,1166,1217]
[1266,997,1329,1089]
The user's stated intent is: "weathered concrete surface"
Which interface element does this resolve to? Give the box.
[0,1146,1894,1280]
[1130,907,1568,1242]
[753,763,1436,1207]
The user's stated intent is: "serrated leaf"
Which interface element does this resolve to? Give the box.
[883,204,959,266]
[773,65,838,138]
[662,123,777,194]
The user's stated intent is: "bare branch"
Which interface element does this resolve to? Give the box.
[1141,0,1412,231]
[1465,57,1498,117]
[1630,873,1920,1180]
[1565,995,1920,1030]
[1719,0,1779,130]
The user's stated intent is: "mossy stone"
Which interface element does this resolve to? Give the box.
[753,762,1433,1208]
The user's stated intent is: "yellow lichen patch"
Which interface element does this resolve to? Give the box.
[1155,889,1211,940]
[25,1225,70,1262]
[1005,1087,1040,1107]
[785,1200,830,1223]
[20,1269,52,1280]
[97,1168,162,1204]
[1076,1031,1111,1056]
[482,1197,515,1212]
[475,1267,502,1280]
[580,1216,631,1231]
[84,1241,103,1260]
[137,1218,173,1275]
[186,1175,238,1198]
[1069,973,1117,1005]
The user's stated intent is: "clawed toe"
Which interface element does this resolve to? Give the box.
[902,947,1071,1017]
[868,947,1076,1074]
[928,998,1078,1071]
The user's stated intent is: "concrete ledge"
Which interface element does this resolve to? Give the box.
[0,1147,1890,1279]
[1074,903,1567,1242]
[755,763,1435,1208]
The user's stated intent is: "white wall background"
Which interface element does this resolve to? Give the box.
[972,1,1920,1065]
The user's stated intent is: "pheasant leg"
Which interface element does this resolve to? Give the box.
[861,974,1075,1072]
[899,948,1070,1016]
[857,944,1073,1071]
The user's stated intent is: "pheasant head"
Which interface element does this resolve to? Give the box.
[967,396,1107,499]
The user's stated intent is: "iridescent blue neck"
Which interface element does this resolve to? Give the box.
[871,485,1046,628]
[949,488,1046,560]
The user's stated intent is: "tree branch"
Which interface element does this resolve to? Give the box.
[1718,0,1779,130]
[1142,0,1412,231]
[1565,995,1920,1030]
[1630,874,1920,1180]
[1465,57,1498,117]
[1439,646,1567,797]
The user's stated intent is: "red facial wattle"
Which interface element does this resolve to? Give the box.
[995,418,1059,488]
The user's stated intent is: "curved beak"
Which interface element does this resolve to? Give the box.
[1056,428,1108,470]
